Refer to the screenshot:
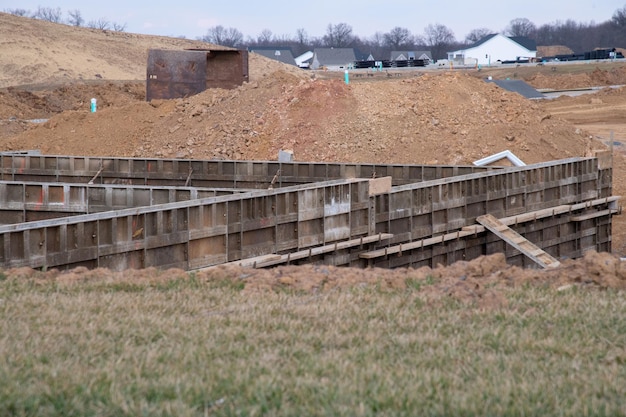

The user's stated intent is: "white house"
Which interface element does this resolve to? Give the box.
[295,51,314,68]
[447,34,537,66]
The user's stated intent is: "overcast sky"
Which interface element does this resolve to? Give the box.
[5,1,626,41]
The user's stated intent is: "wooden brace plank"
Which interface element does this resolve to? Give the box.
[476,213,560,269]
[210,233,394,269]
[570,209,619,222]
[360,197,621,260]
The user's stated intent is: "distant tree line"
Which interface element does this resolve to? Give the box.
[5,4,626,60]
[200,4,626,60]
[3,6,127,32]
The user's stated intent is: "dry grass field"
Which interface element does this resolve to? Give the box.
[1,267,625,416]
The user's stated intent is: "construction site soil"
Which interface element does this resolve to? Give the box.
[1,12,626,292]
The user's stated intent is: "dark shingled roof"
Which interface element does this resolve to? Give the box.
[509,36,537,52]
[313,48,357,66]
[249,47,296,66]
[468,33,498,48]
[468,34,536,52]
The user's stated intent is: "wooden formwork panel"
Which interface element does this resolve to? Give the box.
[368,158,614,269]
[367,209,607,270]
[0,178,378,270]
[0,154,615,271]
[0,181,239,225]
[0,154,494,189]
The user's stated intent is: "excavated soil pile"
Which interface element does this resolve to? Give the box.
[536,45,574,57]
[0,70,602,165]
[3,251,625,304]
[205,250,626,296]
[0,12,221,88]
[527,67,626,90]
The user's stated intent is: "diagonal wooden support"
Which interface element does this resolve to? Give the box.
[476,213,560,269]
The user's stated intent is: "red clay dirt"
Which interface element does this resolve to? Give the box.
[1,12,626,290]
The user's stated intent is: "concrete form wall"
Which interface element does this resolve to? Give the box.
[0,155,493,188]
[367,157,614,269]
[0,154,617,271]
[0,181,243,224]
[0,179,376,270]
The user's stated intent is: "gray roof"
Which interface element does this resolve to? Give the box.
[508,36,537,52]
[354,48,373,61]
[468,34,536,52]
[249,47,296,66]
[468,33,499,48]
[313,48,356,65]
[487,79,544,99]
[390,50,433,61]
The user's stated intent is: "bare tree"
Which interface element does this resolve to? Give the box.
[612,5,626,27]
[88,18,111,30]
[296,28,308,45]
[4,8,31,16]
[112,22,127,32]
[423,23,456,60]
[33,6,63,23]
[362,32,387,60]
[67,9,84,27]
[465,28,492,44]
[369,32,385,48]
[257,29,273,44]
[323,23,354,47]
[200,25,244,47]
[505,18,536,37]
[273,33,293,43]
[383,27,414,50]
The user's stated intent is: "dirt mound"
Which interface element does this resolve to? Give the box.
[0,12,225,88]
[0,71,600,165]
[537,45,574,57]
[526,67,626,90]
[4,251,623,306]
[0,82,145,119]
[545,84,626,107]
[209,250,626,303]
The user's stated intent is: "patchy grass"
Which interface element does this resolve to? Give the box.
[0,274,624,417]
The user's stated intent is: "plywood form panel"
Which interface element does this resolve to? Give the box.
[2,155,494,189]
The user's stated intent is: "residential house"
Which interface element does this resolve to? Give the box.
[352,49,378,69]
[447,34,537,66]
[354,48,375,62]
[295,51,314,69]
[249,47,297,66]
[311,48,356,70]
[390,50,433,65]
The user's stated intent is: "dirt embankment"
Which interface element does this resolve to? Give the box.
[5,251,626,304]
[0,12,224,88]
[0,70,604,166]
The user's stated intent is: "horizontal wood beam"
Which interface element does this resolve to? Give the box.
[210,233,394,269]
